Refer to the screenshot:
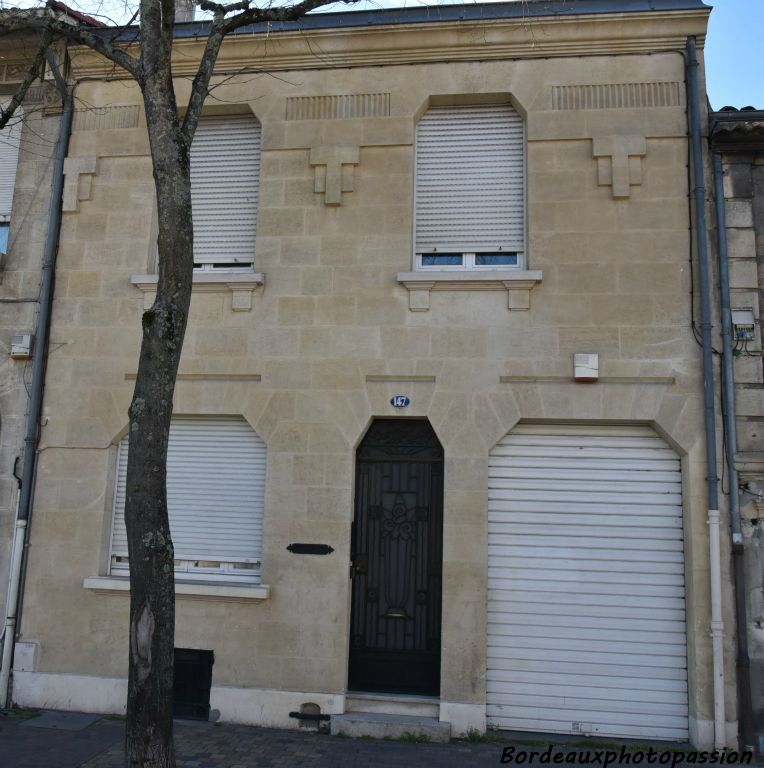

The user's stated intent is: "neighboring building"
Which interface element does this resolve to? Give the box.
[5,0,743,749]
[0,45,66,645]
[709,107,764,756]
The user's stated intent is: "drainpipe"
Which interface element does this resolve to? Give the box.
[711,157,743,544]
[0,499,24,708]
[712,151,754,751]
[0,51,73,710]
[686,36,726,750]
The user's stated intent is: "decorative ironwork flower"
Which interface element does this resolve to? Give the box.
[382,495,417,541]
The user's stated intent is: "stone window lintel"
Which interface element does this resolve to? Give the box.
[397,270,542,311]
[83,576,270,603]
[131,272,265,312]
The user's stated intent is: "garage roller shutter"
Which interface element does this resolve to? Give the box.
[415,103,524,255]
[110,416,266,584]
[487,424,688,741]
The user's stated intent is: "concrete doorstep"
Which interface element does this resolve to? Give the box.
[330,711,451,742]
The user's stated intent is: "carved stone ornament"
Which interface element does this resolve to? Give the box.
[62,157,98,212]
[1,62,27,84]
[309,145,360,206]
[41,81,63,115]
[592,135,647,199]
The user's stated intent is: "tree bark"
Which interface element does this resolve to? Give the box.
[124,117,192,767]
[123,3,191,765]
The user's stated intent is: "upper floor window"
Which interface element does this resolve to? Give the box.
[0,108,22,254]
[190,114,261,272]
[414,103,525,270]
[109,416,267,585]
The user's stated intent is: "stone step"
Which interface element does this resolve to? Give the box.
[330,711,451,742]
[345,692,440,718]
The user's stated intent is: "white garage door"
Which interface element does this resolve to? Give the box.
[487,424,688,741]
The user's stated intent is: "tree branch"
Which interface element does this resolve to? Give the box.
[219,0,360,36]
[182,0,358,143]
[0,28,52,130]
[106,7,141,46]
[181,12,226,143]
[197,1,249,14]
[0,9,142,80]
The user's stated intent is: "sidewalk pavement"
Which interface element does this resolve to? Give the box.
[0,709,504,767]
[1,709,710,768]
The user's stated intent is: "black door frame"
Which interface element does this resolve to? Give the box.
[348,418,444,696]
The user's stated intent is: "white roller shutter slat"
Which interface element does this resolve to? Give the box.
[489,646,683,670]
[110,416,266,584]
[495,591,686,612]
[415,104,524,254]
[492,669,688,692]
[190,116,260,266]
[492,612,685,633]
[487,424,688,740]
[0,109,22,219]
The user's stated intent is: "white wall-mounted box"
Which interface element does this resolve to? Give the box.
[573,353,599,382]
[10,334,33,360]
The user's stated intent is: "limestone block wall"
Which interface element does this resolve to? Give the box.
[10,31,734,744]
[718,149,764,753]
[720,156,764,453]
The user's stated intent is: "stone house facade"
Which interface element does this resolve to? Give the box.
[710,107,764,755]
[3,0,744,749]
[0,46,66,658]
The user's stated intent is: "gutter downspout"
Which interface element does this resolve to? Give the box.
[0,50,73,710]
[712,151,754,751]
[712,155,743,544]
[687,36,726,750]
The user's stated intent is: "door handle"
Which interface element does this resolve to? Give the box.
[351,553,367,576]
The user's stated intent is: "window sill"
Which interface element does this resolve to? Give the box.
[131,272,265,312]
[82,576,270,603]
[396,269,543,311]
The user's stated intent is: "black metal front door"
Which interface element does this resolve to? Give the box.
[349,419,444,696]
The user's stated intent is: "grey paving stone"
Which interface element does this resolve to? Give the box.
[20,710,101,731]
[0,712,123,768]
[1,709,708,768]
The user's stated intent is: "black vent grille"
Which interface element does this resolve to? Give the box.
[173,648,213,721]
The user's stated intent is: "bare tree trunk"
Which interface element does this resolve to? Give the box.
[123,6,192,761]
[124,113,192,765]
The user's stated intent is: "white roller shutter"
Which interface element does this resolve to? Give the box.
[487,424,688,741]
[415,104,524,255]
[110,416,266,584]
[0,109,22,219]
[190,115,260,267]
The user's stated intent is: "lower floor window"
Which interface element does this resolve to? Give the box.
[418,252,518,269]
[193,261,255,272]
[109,416,267,584]
[0,221,9,253]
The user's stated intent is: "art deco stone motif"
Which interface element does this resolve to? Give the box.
[553,82,681,110]
[62,156,98,212]
[286,93,390,120]
[309,145,360,206]
[592,135,647,199]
